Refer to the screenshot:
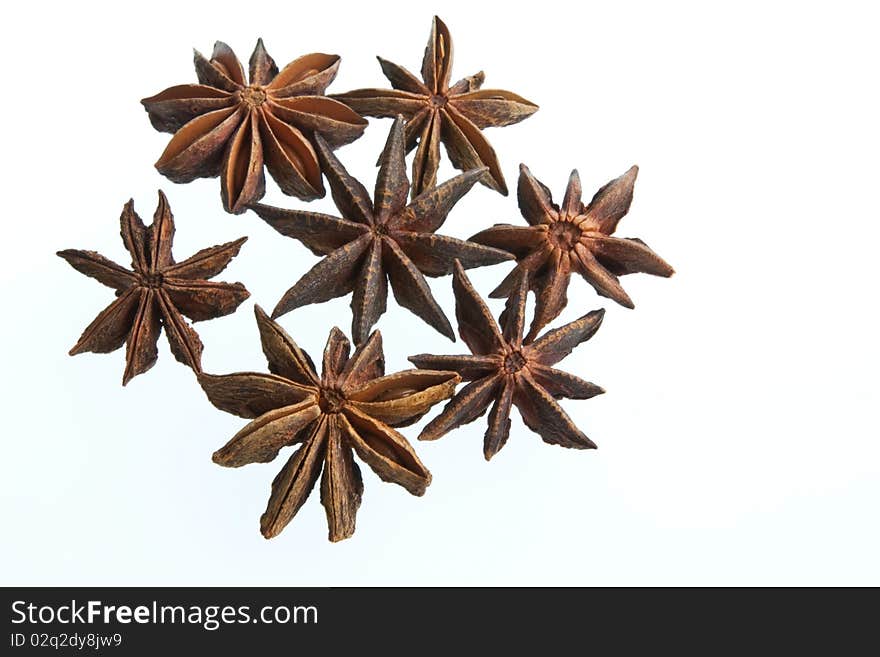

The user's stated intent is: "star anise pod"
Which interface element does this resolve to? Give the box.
[410,261,604,460]
[470,164,675,340]
[199,306,459,542]
[142,39,367,214]
[250,116,513,344]
[58,191,250,385]
[332,16,537,197]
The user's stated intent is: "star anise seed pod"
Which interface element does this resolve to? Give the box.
[332,16,538,197]
[142,39,367,214]
[199,305,460,542]
[250,116,513,344]
[58,191,250,385]
[470,164,674,341]
[410,261,604,460]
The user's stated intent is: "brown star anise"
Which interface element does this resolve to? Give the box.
[250,116,513,344]
[199,306,459,542]
[410,261,604,460]
[142,40,367,214]
[470,164,675,340]
[58,191,250,385]
[332,16,537,197]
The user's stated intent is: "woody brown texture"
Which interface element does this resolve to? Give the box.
[58,191,249,384]
[251,116,512,344]
[54,18,679,544]
[333,16,537,197]
[410,262,604,460]
[199,306,459,542]
[471,165,674,340]
[142,39,367,213]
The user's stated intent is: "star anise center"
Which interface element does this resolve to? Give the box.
[239,85,268,108]
[428,94,448,109]
[548,220,583,251]
[371,223,390,236]
[318,386,346,414]
[503,348,527,374]
[137,271,165,288]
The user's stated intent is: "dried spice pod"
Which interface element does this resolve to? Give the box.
[250,116,513,344]
[410,261,604,460]
[470,165,674,340]
[332,16,537,197]
[58,191,250,384]
[199,306,460,542]
[142,39,367,214]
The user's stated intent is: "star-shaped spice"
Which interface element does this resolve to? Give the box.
[58,191,250,385]
[250,116,513,344]
[199,306,459,542]
[332,16,537,197]
[410,261,604,460]
[142,40,367,214]
[470,164,674,340]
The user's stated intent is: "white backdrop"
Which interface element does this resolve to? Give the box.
[1,0,878,585]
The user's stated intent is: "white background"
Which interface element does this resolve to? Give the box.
[1,0,878,585]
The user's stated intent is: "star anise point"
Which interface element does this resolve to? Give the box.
[253,118,510,342]
[60,192,250,385]
[143,40,367,213]
[200,312,458,541]
[412,265,603,456]
[332,16,537,198]
[471,164,673,334]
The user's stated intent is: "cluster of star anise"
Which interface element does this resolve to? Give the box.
[59,17,673,542]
